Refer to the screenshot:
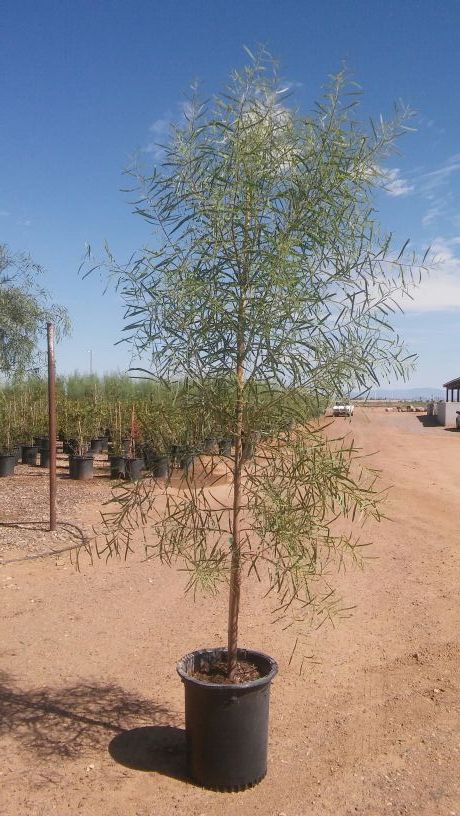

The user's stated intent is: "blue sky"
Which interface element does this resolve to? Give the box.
[1,0,459,388]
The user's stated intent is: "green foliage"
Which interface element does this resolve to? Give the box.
[0,244,70,376]
[85,51,428,661]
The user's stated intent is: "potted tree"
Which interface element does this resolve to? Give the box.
[89,52,426,790]
[0,410,17,477]
[69,417,94,480]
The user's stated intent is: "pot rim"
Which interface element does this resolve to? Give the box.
[176,646,278,691]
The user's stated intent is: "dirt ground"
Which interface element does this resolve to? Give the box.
[1,408,459,816]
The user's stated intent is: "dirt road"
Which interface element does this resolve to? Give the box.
[1,408,459,815]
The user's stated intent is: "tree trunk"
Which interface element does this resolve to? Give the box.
[227,286,246,678]
[227,364,244,679]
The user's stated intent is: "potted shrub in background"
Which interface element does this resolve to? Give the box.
[88,51,426,790]
[0,418,17,477]
[69,419,94,480]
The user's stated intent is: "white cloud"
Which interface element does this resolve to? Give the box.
[422,204,444,226]
[420,157,460,189]
[0,209,9,217]
[142,115,172,159]
[400,237,460,312]
[149,117,170,136]
[384,168,414,197]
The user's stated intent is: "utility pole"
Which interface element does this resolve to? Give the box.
[89,348,93,375]
[47,323,57,531]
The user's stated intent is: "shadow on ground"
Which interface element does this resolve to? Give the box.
[416,415,442,428]
[0,671,184,779]
[109,725,188,781]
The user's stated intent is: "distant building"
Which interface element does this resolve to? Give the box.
[437,377,460,426]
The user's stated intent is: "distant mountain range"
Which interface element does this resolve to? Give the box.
[353,387,444,401]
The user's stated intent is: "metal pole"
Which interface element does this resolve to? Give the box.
[47,323,57,531]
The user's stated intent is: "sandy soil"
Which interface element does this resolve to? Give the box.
[1,409,459,816]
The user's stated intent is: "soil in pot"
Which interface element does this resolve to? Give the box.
[0,453,16,477]
[21,445,38,466]
[177,647,278,791]
[69,455,94,480]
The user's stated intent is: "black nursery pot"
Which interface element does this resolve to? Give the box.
[90,438,103,454]
[39,448,50,468]
[22,445,38,466]
[109,455,126,479]
[125,457,144,481]
[140,444,157,470]
[180,451,196,475]
[151,455,170,479]
[177,648,278,791]
[0,453,16,477]
[69,455,94,480]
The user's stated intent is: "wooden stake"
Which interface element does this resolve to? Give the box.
[47,323,57,531]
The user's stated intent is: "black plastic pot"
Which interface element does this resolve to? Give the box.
[151,455,170,479]
[0,453,16,477]
[125,457,144,481]
[89,438,102,454]
[22,445,38,466]
[177,647,278,791]
[109,454,126,479]
[39,448,50,468]
[69,455,94,480]
[180,451,196,475]
[140,444,157,470]
[218,439,232,457]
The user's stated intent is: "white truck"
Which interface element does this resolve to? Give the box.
[332,402,354,417]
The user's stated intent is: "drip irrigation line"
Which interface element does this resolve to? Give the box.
[0,520,93,565]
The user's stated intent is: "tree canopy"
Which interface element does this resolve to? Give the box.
[89,52,429,673]
[0,244,70,376]
[99,54,425,400]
